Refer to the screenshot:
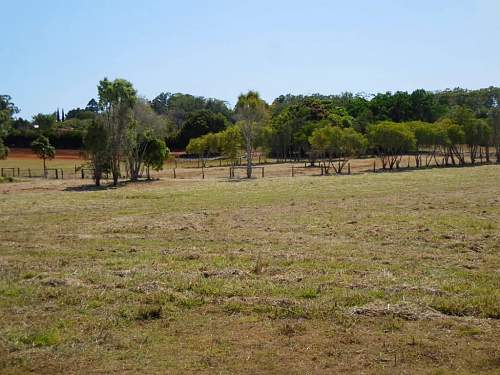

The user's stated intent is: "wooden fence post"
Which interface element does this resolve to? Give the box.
[348,163,351,175]
[61,169,64,179]
[173,168,176,179]
[373,160,376,172]
[81,169,84,179]
[202,167,205,179]
[292,166,294,177]
[262,167,264,178]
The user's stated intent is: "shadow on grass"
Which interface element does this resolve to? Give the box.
[64,178,160,192]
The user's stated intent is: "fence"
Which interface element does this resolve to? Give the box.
[2,152,498,182]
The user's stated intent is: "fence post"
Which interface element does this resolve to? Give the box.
[262,167,264,178]
[373,160,376,172]
[81,169,84,179]
[28,168,31,178]
[173,168,176,179]
[61,169,64,179]
[292,166,294,177]
[55,169,58,179]
[202,166,205,179]
[348,163,351,175]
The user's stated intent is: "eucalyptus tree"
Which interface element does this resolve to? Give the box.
[97,78,137,185]
[143,137,169,179]
[84,118,109,186]
[31,135,55,176]
[367,122,416,169]
[0,95,18,158]
[126,98,169,181]
[309,126,367,174]
[489,108,500,162]
[234,91,269,178]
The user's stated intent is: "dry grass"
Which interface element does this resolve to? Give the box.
[0,165,499,374]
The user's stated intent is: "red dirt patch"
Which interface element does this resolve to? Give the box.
[7,148,82,160]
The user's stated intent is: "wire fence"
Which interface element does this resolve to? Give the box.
[2,153,498,182]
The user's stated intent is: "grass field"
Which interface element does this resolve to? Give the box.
[0,166,499,374]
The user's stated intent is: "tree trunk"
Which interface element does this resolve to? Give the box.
[246,146,253,178]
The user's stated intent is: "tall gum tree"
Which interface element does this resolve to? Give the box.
[234,91,269,178]
[97,78,137,186]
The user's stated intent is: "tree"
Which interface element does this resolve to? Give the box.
[0,141,8,160]
[86,98,99,113]
[151,92,171,115]
[98,78,137,185]
[0,95,19,159]
[219,126,242,164]
[176,109,228,149]
[31,135,55,176]
[406,121,446,167]
[367,122,416,169]
[33,113,56,132]
[235,91,269,178]
[143,137,169,179]
[437,119,465,165]
[186,133,220,166]
[126,98,168,181]
[489,108,500,162]
[463,118,491,164]
[309,126,367,173]
[84,118,109,186]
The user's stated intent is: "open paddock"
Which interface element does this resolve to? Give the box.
[0,164,499,374]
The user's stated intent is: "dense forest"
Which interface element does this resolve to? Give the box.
[1,84,500,181]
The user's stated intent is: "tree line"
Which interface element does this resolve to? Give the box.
[1,84,500,182]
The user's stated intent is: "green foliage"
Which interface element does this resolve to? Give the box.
[84,118,109,186]
[489,108,500,160]
[31,135,55,160]
[144,137,169,173]
[176,109,228,148]
[31,135,55,172]
[186,132,219,157]
[0,140,8,159]
[33,113,56,132]
[309,126,367,173]
[219,126,242,162]
[98,77,137,185]
[152,92,232,132]
[367,122,416,169]
[98,78,137,110]
[235,91,269,178]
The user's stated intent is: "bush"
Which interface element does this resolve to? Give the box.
[367,121,416,169]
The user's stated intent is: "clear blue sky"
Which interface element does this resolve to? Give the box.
[2,0,500,118]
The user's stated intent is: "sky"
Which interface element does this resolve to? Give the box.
[2,0,500,118]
